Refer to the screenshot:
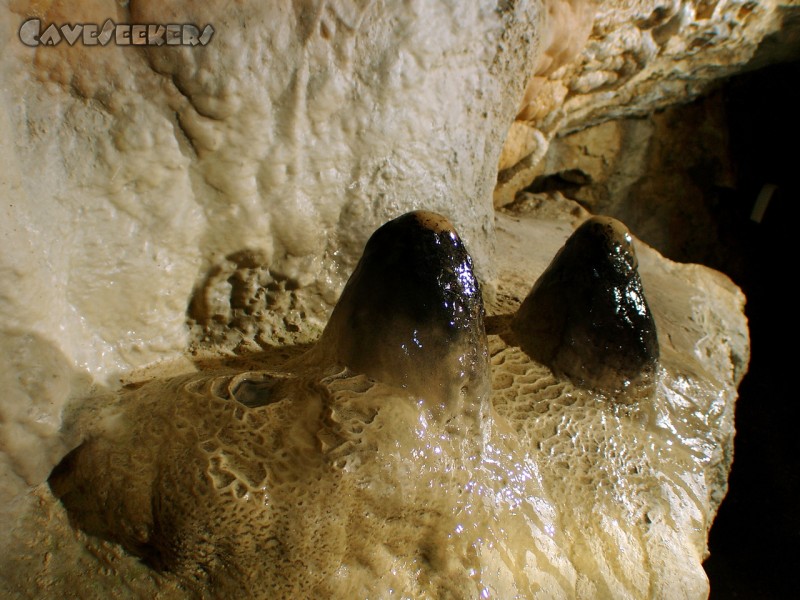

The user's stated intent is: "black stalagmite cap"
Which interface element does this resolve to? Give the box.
[513,216,659,396]
[318,211,489,416]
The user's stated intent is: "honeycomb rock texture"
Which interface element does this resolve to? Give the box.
[50,369,498,598]
[37,209,748,599]
[0,1,753,597]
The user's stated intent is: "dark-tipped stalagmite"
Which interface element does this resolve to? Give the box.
[46,211,494,592]
[513,216,659,395]
[317,211,489,417]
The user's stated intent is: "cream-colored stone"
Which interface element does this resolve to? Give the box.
[1,2,545,592]
[1,0,543,376]
[524,92,738,263]
[0,0,542,486]
[0,1,752,598]
[4,210,747,598]
[498,121,545,171]
[497,0,794,199]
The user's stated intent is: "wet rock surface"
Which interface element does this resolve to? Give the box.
[0,1,773,596]
[513,216,659,396]
[36,210,748,599]
[316,211,488,415]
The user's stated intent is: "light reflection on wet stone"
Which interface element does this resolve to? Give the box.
[513,216,660,397]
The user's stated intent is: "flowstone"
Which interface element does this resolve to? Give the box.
[39,210,747,599]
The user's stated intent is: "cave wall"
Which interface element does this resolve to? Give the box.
[495,0,794,205]
[0,1,793,595]
[0,0,543,489]
[0,0,546,376]
[521,93,738,265]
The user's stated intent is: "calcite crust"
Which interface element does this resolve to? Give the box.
[0,1,753,598]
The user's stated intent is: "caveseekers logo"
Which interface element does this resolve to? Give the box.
[19,18,214,47]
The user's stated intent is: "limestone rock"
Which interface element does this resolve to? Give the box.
[25,209,747,599]
[0,0,543,385]
[490,208,747,598]
[496,0,796,202]
[0,0,543,491]
[518,91,741,265]
[0,1,753,598]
